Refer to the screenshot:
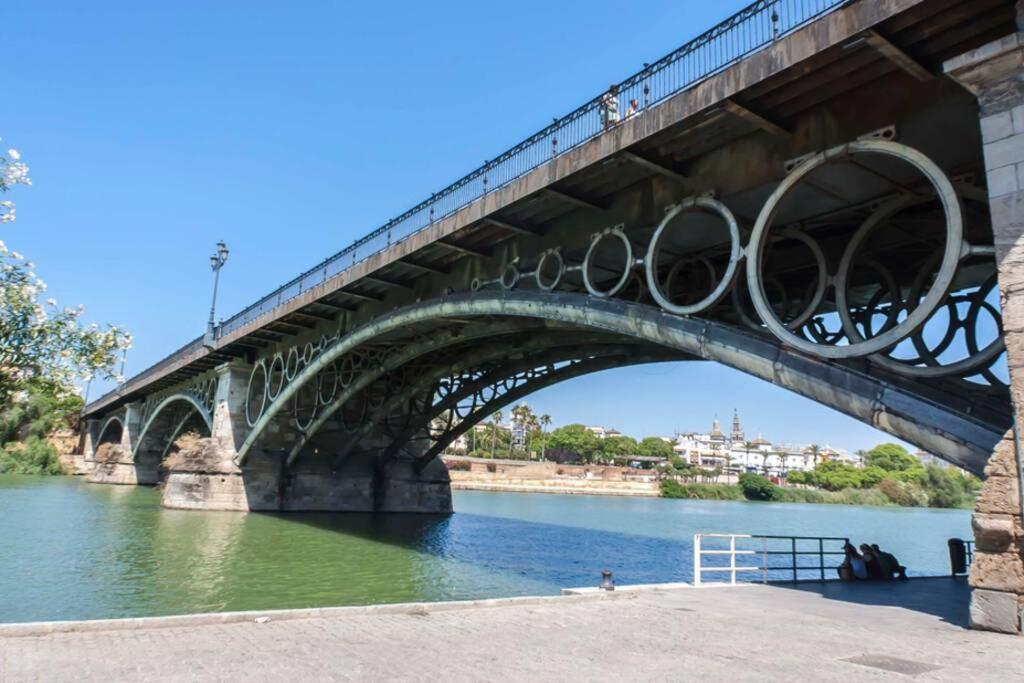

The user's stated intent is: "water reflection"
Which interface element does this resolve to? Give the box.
[0,477,972,623]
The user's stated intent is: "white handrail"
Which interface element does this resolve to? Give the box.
[693,533,848,586]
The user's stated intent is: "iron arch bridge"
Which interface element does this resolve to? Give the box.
[79,0,1016,514]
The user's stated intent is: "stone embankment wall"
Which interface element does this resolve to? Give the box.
[444,457,659,497]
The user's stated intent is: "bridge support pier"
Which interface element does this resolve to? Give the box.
[88,402,144,486]
[947,28,1024,635]
[159,360,451,513]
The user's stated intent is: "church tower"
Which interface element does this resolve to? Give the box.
[731,409,744,443]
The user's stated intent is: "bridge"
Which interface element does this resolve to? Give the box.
[77,0,1024,633]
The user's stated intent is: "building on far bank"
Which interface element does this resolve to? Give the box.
[674,411,852,476]
[587,425,623,439]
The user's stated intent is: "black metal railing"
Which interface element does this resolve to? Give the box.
[87,0,848,412]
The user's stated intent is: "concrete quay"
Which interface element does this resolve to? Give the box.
[1,579,1020,682]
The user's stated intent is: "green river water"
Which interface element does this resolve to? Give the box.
[0,475,971,623]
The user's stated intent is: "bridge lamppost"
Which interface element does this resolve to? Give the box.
[204,240,229,348]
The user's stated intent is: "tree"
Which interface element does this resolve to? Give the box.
[787,470,809,486]
[538,414,551,460]
[738,472,778,501]
[864,443,919,473]
[922,463,966,509]
[547,424,601,463]
[602,435,638,457]
[489,409,503,458]
[811,460,864,491]
[637,436,674,459]
[1,143,31,224]
[808,444,821,468]
[0,143,130,405]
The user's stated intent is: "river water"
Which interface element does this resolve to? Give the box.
[0,475,971,623]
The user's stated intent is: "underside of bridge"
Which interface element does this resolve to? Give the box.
[79,0,1024,633]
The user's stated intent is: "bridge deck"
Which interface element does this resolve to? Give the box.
[1,578,1017,681]
[83,0,1015,417]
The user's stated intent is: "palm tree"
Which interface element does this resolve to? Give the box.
[539,414,552,461]
[809,444,821,469]
[743,440,754,478]
[490,409,503,458]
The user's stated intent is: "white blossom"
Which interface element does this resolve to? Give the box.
[45,297,56,306]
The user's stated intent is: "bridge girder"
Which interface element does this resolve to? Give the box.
[235,290,1006,475]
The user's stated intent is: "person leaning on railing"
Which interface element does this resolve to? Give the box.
[599,85,619,130]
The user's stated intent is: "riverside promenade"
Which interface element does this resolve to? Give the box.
[1,579,1020,681]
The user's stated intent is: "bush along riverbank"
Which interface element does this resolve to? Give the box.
[659,444,980,510]
[0,384,81,476]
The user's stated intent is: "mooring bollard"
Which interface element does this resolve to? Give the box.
[600,570,615,591]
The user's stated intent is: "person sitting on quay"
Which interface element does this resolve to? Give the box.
[838,542,868,581]
[872,543,908,581]
[860,544,885,581]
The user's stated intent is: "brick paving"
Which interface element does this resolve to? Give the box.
[1,579,1020,681]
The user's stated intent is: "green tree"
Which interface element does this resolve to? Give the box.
[0,143,131,405]
[812,460,864,491]
[808,444,821,468]
[864,443,919,472]
[738,472,778,501]
[637,436,674,459]
[547,424,601,463]
[538,414,551,460]
[603,435,638,457]
[787,470,809,486]
[489,409,503,458]
[922,463,966,509]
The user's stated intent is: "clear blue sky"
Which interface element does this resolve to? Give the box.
[2,0,907,452]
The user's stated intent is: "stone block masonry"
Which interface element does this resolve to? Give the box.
[946,22,1024,635]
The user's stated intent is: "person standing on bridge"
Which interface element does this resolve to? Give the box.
[600,84,620,130]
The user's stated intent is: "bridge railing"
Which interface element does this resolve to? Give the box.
[213,0,845,340]
[88,0,847,412]
[693,533,850,585]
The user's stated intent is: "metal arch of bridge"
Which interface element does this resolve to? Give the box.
[94,414,125,451]
[315,341,678,469]
[237,290,1006,475]
[275,322,632,464]
[413,351,678,468]
[133,392,214,459]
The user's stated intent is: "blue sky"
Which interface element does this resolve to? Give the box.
[1,0,911,452]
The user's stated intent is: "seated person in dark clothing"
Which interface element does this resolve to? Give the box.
[838,542,867,581]
[871,543,908,580]
[860,544,884,580]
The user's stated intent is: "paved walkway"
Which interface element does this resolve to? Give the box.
[1,579,1020,681]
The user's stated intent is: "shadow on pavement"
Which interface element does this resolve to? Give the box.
[777,576,970,627]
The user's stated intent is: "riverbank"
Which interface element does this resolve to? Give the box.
[445,456,659,497]
[1,579,1014,681]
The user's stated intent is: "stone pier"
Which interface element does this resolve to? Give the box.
[946,25,1024,635]
[157,360,452,514]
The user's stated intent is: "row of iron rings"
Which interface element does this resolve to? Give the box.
[244,333,382,428]
[475,139,1002,380]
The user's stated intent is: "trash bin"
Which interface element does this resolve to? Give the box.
[948,538,967,576]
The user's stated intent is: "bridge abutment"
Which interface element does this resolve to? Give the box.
[947,28,1024,635]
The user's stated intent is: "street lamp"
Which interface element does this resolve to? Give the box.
[204,240,229,346]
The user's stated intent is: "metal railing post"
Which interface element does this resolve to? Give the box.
[694,534,702,587]
[761,536,768,584]
[791,537,797,582]
[730,534,737,586]
[818,538,825,580]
